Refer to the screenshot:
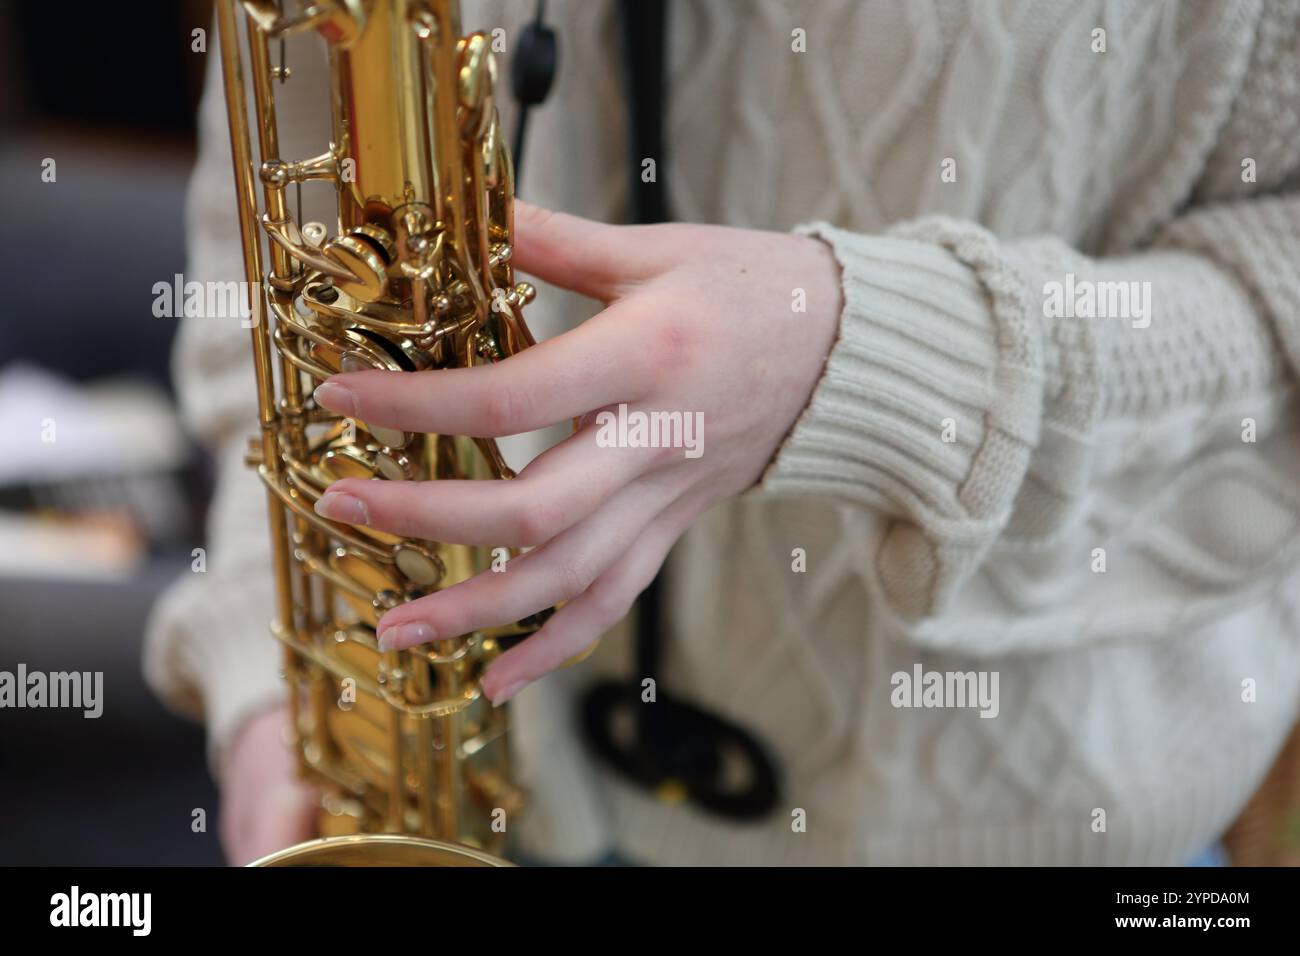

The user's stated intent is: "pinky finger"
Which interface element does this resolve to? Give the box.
[481,498,700,704]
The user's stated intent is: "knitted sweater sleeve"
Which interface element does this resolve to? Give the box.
[762,199,1300,648]
[761,9,1300,655]
[142,41,293,769]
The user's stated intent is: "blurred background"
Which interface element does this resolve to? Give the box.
[0,0,223,864]
[1,0,1296,871]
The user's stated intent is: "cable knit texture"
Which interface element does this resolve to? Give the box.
[146,0,1300,865]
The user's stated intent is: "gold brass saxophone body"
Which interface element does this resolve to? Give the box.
[213,0,543,866]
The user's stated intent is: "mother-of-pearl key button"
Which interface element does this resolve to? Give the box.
[375,451,415,481]
[339,352,371,373]
[337,353,410,449]
[394,543,442,586]
[368,425,409,449]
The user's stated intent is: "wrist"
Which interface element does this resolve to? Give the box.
[760,218,1043,618]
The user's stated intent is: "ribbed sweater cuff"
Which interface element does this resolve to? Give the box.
[761,218,1043,617]
[144,568,287,772]
[143,440,288,773]
[1157,193,1300,378]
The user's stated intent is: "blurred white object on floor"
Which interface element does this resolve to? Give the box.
[0,509,144,581]
[0,361,186,484]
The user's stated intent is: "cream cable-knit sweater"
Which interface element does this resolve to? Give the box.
[147,0,1300,865]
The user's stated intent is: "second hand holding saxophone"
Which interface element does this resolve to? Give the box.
[214,0,546,866]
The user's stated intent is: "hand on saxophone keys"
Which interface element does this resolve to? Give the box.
[311,201,844,705]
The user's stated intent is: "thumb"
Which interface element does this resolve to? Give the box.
[227,780,317,866]
[511,200,656,301]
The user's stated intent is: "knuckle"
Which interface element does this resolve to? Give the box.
[512,497,563,546]
[329,477,367,499]
[555,558,596,601]
[644,319,694,379]
[350,485,408,535]
[646,438,683,469]
[483,383,531,435]
[518,203,555,232]
[421,600,464,640]
[587,585,632,629]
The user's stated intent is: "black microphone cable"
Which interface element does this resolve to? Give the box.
[510,0,558,193]
[579,0,782,823]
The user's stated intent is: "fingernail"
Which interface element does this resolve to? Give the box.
[314,381,356,417]
[377,622,436,651]
[488,679,527,707]
[315,491,369,525]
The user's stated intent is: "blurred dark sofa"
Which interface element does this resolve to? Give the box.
[0,1,224,865]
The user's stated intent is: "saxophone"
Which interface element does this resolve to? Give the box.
[213,0,544,866]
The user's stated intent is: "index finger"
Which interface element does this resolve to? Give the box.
[313,302,654,437]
